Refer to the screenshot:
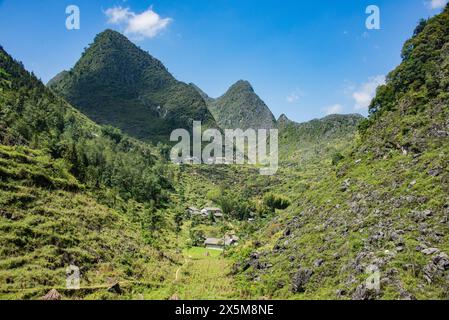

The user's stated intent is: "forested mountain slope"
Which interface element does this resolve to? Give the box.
[48,30,216,142]
[0,45,179,299]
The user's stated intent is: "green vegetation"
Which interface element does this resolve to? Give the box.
[165,247,237,300]
[1,7,449,300]
[230,7,449,300]
[277,113,364,163]
[0,44,180,299]
[0,145,175,300]
[198,80,277,130]
[263,193,291,211]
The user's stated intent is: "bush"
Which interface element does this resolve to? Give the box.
[263,193,291,211]
[331,152,344,166]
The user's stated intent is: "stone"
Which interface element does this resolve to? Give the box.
[421,248,440,255]
[291,269,313,293]
[428,168,442,177]
[433,253,449,271]
[41,289,62,301]
[108,282,123,294]
[352,284,377,300]
[314,259,324,267]
[340,179,351,192]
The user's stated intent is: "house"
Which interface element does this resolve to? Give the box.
[187,207,201,216]
[204,238,225,250]
[201,207,223,218]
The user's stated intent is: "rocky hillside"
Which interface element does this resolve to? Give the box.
[277,113,364,163]
[48,30,216,142]
[231,8,449,300]
[198,80,277,130]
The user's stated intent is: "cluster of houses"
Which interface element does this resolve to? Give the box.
[187,207,224,219]
[175,157,232,165]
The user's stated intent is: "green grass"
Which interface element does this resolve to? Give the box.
[0,145,176,300]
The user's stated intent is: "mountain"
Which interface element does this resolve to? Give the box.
[190,83,214,104]
[48,29,216,142]
[198,80,277,130]
[231,8,449,300]
[277,113,364,163]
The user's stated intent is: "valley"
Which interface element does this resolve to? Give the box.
[1,5,449,301]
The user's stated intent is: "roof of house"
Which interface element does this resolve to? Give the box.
[204,238,224,246]
[203,207,222,212]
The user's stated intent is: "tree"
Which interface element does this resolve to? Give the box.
[263,193,291,212]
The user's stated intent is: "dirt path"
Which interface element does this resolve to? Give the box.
[170,247,236,299]
[174,256,191,282]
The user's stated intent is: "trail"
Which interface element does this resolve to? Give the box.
[174,256,191,282]
[170,247,236,299]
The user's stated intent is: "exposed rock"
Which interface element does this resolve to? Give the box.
[428,167,443,177]
[314,259,324,267]
[336,289,347,298]
[423,253,449,284]
[169,294,180,300]
[41,289,62,301]
[352,284,378,300]
[291,268,313,293]
[433,253,449,271]
[411,209,433,222]
[421,248,440,255]
[108,282,123,294]
[340,179,351,192]
[399,289,417,300]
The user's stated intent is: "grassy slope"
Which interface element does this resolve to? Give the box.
[0,43,186,299]
[0,145,176,300]
[158,247,236,300]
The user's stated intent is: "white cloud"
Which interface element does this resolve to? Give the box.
[105,6,173,39]
[427,0,448,9]
[352,75,385,111]
[323,104,344,115]
[286,89,304,103]
[286,93,299,103]
[105,7,133,24]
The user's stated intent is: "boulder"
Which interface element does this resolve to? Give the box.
[108,282,123,294]
[421,248,440,255]
[41,289,62,301]
[291,268,313,293]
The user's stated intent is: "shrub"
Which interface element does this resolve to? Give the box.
[263,193,291,211]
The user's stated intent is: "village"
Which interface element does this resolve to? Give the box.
[186,206,240,251]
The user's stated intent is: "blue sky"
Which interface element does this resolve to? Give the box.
[0,0,447,123]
